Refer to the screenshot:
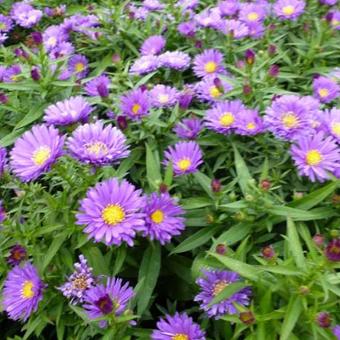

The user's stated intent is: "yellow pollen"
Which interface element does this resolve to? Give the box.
[330,245,340,254]
[247,122,256,130]
[247,12,259,21]
[102,204,125,226]
[318,88,329,98]
[0,23,6,30]
[22,280,34,299]
[204,61,217,73]
[212,280,228,296]
[306,149,322,166]
[282,113,298,128]
[75,63,85,73]
[72,275,88,290]
[219,112,235,127]
[158,94,169,104]
[177,158,191,171]
[11,75,19,82]
[331,122,340,136]
[47,36,57,46]
[282,5,295,15]
[85,142,108,155]
[132,103,141,115]
[150,209,164,224]
[210,86,221,98]
[172,334,189,340]
[32,146,51,166]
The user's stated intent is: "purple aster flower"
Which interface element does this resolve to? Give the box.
[58,255,95,304]
[0,15,13,33]
[163,141,203,176]
[205,100,245,134]
[322,108,340,141]
[319,0,337,5]
[149,85,179,108]
[0,33,7,45]
[10,124,64,182]
[140,35,166,56]
[290,132,340,182]
[84,75,110,98]
[177,0,200,10]
[120,88,150,120]
[68,54,89,79]
[141,193,185,244]
[328,11,340,30]
[0,200,6,224]
[194,269,251,319]
[10,2,43,28]
[247,22,266,39]
[76,178,145,246]
[159,51,191,71]
[42,25,69,52]
[50,42,75,60]
[7,244,27,266]
[273,0,305,21]
[178,21,197,37]
[219,0,239,16]
[193,49,225,79]
[325,239,340,261]
[173,117,203,139]
[3,64,21,83]
[312,76,340,103]
[178,86,195,110]
[130,55,160,75]
[143,0,164,10]
[44,96,92,126]
[316,312,331,328]
[83,276,134,328]
[239,3,267,24]
[67,121,130,166]
[195,8,223,29]
[264,95,313,140]
[195,76,233,102]
[329,67,340,82]
[0,146,6,176]
[333,325,340,340]
[64,14,100,40]
[218,19,250,39]
[235,109,264,135]
[3,263,44,321]
[152,312,206,340]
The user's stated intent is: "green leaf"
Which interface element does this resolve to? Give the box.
[259,266,302,276]
[171,226,219,254]
[193,171,214,198]
[270,206,336,221]
[215,223,252,246]
[280,297,302,340]
[164,161,173,186]
[82,247,109,276]
[137,243,161,315]
[181,197,212,210]
[209,282,248,306]
[42,233,68,271]
[233,144,253,195]
[145,143,161,190]
[286,218,305,269]
[14,104,45,130]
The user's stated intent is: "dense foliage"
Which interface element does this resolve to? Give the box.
[0,0,339,339]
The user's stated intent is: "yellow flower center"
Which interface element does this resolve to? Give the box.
[72,275,88,290]
[102,204,125,226]
[305,149,322,166]
[318,88,329,98]
[32,146,51,166]
[172,335,188,340]
[331,19,340,26]
[75,63,85,73]
[212,280,228,296]
[247,12,259,21]
[85,142,108,155]
[246,122,256,130]
[331,122,340,136]
[210,86,221,98]
[150,209,164,224]
[204,61,217,73]
[177,158,191,171]
[158,94,169,104]
[282,5,295,15]
[11,75,19,82]
[22,280,34,299]
[0,23,6,30]
[132,103,141,115]
[282,112,298,128]
[47,36,57,46]
[219,112,235,127]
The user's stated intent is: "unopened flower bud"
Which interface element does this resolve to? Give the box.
[261,245,275,259]
[245,49,255,65]
[216,244,227,255]
[260,179,271,191]
[211,179,221,193]
[159,183,168,193]
[239,311,255,325]
[313,234,324,247]
[316,312,331,328]
[117,116,128,130]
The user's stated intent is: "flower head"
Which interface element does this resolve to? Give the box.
[322,108,340,141]
[163,141,203,176]
[193,49,225,79]
[325,238,340,261]
[7,245,27,266]
[235,109,264,135]
[44,96,92,126]
[333,325,340,340]
[0,146,6,176]
[273,0,305,20]
[0,15,13,33]
[130,55,160,75]
[142,193,185,244]
[42,25,69,52]
[196,76,233,103]
[83,277,134,328]
[159,51,191,71]
[312,76,340,103]
[141,35,166,55]
[120,88,150,120]
[290,132,339,182]
[218,20,249,39]
[10,124,64,182]
[152,312,206,340]
[58,255,95,304]
[173,117,203,139]
[67,121,130,166]
[3,263,44,321]
[239,4,267,24]
[84,75,110,98]
[10,2,43,28]
[149,85,179,108]
[76,178,145,246]
[194,269,251,319]
[68,54,89,79]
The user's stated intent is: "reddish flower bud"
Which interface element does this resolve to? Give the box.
[268,44,276,56]
[316,312,331,328]
[159,183,168,193]
[268,64,280,78]
[261,245,275,259]
[31,67,40,81]
[245,49,255,65]
[31,32,43,45]
[325,238,340,262]
[0,93,8,104]
[211,179,221,193]
[112,54,121,63]
[299,285,310,295]
[260,179,271,191]
[243,84,252,95]
[117,116,128,130]
[313,234,324,247]
[216,244,227,255]
[195,40,203,49]
[239,311,255,325]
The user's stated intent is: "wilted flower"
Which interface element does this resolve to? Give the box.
[152,312,206,340]
[10,1,43,28]
[7,244,27,266]
[3,263,44,321]
[239,311,255,325]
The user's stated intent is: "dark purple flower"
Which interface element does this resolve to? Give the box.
[173,117,203,139]
[245,49,256,65]
[31,67,40,81]
[0,200,6,224]
[269,64,280,77]
[325,238,340,261]
[316,312,331,328]
[7,245,27,266]
[31,32,43,45]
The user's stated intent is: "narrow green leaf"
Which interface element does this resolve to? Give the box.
[193,171,214,198]
[209,281,248,306]
[42,233,68,271]
[270,206,335,221]
[164,161,173,186]
[215,223,252,246]
[233,144,252,195]
[287,218,305,269]
[181,197,212,210]
[259,266,302,276]
[280,297,302,340]
[146,143,161,190]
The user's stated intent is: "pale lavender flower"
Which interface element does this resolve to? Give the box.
[130,55,160,75]
[159,51,191,70]
[149,85,179,108]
